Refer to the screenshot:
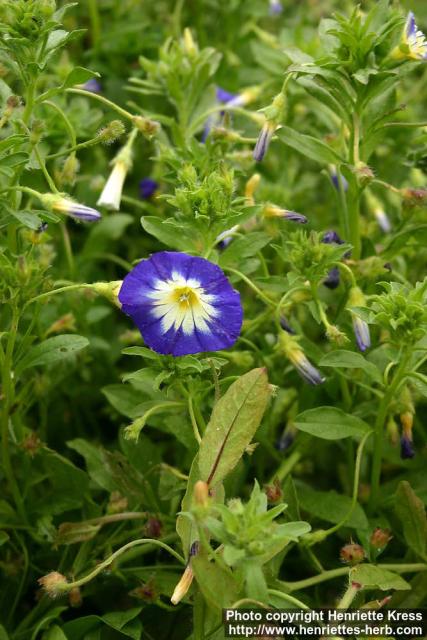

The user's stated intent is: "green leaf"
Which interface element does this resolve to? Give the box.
[395,481,427,560]
[67,439,117,492]
[277,126,343,164]
[121,346,159,360]
[297,484,369,530]
[198,368,271,487]
[141,216,198,251]
[295,406,371,440]
[192,553,240,609]
[0,626,9,640]
[10,210,43,230]
[319,349,381,383]
[15,335,89,375]
[351,564,410,591]
[0,531,10,547]
[219,232,271,267]
[42,625,67,640]
[83,214,133,255]
[63,66,100,88]
[62,608,142,640]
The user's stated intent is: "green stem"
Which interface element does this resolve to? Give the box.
[369,352,410,510]
[65,88,134,121]
[33,145,58,192]
[267,589,309,609]
[315,430,372,539]
[1,305,26,520]
[61,223,75,278]
[270,449,302,483]
[347,185,362,260]
[88,0,101,47]
[337,582,360,609]
[46,136,100,160]
[43,101,77,147]
[280,563,427,592]
[60,538,185,592]
[193,591,206,640]
[188,395,202,445]
[23,283,93,310]
[225,268,276,307]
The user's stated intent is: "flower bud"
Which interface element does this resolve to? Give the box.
[21,432,42,457]
[347,287,370,352]
[60,154,79,186]
[352,162,375,186]
[41,193,101,222]
[69,586,82,608]
[107,491,128,514]
[131,116,160,138]
[98,120,126,144]
[244,173,261,204]
[370,528,392,552]
[139,177,158,200]
[30,119,45,145]
[183,28,198,57]
[144,517,163,539]
[38,572,69,598]
[264,478,282,503]
[263,205,307,224]
[401,188,427,209]
[193,481,209,507]
[92,281,122,307]
[45,313,76,337]
[278,332,325,385]
[340,543,365,565]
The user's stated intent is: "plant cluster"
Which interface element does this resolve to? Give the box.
[0,1,427,639]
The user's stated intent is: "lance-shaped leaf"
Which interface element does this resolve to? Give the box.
[198,368,271,487]
[395,481,427,560]
[351,564,410,591]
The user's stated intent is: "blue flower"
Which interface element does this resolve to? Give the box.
[269,0,283,16]
[82,78,102,93]
[44,194,101,222]
[279,333,325,385]
[279,316,295,334]
[330,165,349,192]
[401,12,427,61]
[139,178,158,200]
[263,205,307,224]
[400,433,415,459]
[322,230,345,289]
[253,121,275,162]
[290,349,325,385]
[216,87,238,103]
[323,266,340,290]
[276,426,295,451]
[352,315,371,352]
[322,230,344,245]
[118,252,243,356]
[348,287,371,352]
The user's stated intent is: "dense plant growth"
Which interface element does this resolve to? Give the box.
[1,1,427,638]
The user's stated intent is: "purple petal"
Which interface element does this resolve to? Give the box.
[139,178,158,200]
[253,124,273,162]
[118,251,243,356]
[283,210,308,224]
[322,230,344,245]
[323,267,340,290]
[352,316,371,352]
[400,434,415,459]
[216,87,237,103]
[406,11,416,38]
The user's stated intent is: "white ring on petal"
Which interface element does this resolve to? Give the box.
[147,276,219,336]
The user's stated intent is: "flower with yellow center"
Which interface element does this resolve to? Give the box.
[118,251,243,356]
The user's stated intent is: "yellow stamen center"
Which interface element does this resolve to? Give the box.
[172,285,200,309]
